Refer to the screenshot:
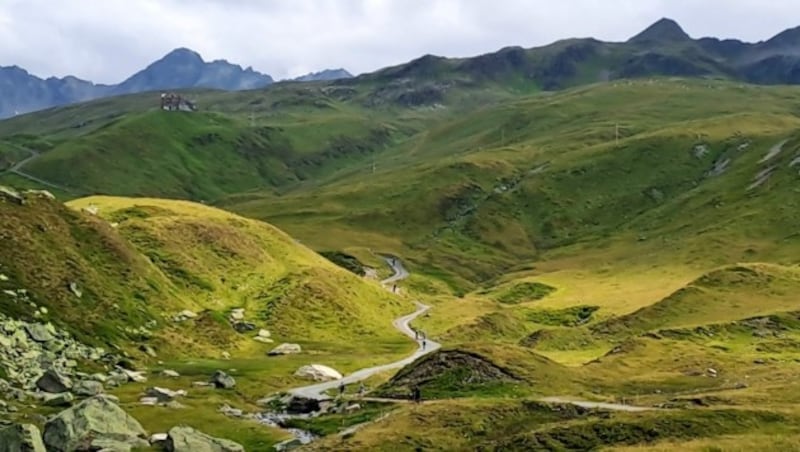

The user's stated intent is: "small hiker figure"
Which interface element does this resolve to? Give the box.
[412,385,421,403]
[422,339,427,350]
[392,284,397,293]
[339,381,346,398]
[414,329,419,340]
[358,382,366,397]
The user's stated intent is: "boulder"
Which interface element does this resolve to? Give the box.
[73,380,104,397]
[150,432,168,446]
[42,392,75,407]
[218,404,243,417]
[210,371,236,389]
[257,329,271,338]
[42,396,149,452]
[253,336,274,344]
[166,426,244,452]
[23,324,53,343]
[268,343,302,356]
[294,364,343,382]
[174,310,198,322]
[161,369,181,378]
[0,423,46,452]
[221,351,231,360]
[36,369,73,393]
[146,386,187,402]
[286,396,321,414]
[117,367,148,383]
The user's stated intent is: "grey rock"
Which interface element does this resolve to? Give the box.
[150,432,169,445]
[0,423,46,452]
[42,392,74,407]
[67,282,82,298]
[145,386,186,402]
[210,370,236,389]
[23,324,53,343]
[36,369,73,393]
[73,380,104,397]
[0,186,24,205]
[43,396,148,452]
[268,343,302,356]
[166,425,244,452]
[218,404,243,417]
[23,190,55,200]
[139,344,157,358]
[165,400,187,409]
[139,397,159,406]
[161,369,180,378]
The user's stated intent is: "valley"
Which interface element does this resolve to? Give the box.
[2,17,800,452]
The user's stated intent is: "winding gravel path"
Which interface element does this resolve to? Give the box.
[286,258,440,400]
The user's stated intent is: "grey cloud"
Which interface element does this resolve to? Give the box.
[1,0,798,83]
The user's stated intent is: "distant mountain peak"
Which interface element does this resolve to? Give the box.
[765,25,800,48]
[159,47,204,65]
[629,18,691,44]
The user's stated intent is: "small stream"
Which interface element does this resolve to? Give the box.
[256,411,318,450]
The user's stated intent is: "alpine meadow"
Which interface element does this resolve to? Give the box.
[2,9,800,452]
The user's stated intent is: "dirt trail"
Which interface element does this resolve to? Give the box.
[3,144,72,192]
[538,396,655,412]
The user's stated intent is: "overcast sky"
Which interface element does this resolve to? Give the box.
[1,0,798,83]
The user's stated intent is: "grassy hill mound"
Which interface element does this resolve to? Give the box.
[0,191,412,359]
[592,264,800,336]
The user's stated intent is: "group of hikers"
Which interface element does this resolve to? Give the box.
[338,381,423,403]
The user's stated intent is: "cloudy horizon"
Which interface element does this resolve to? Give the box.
[1,0,798,84]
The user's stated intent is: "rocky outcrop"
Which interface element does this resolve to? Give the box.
[73,380,104,397]
[210,370,236,389]
[35,369,73,393]
[0,423,46,452]
[42,396,149,452]
[294,364,343,382]
[165,426,244,452]
[268,343,302,356]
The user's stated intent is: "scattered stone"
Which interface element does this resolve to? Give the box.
[73,380,104,397]
[90,373,108,383]
[36,369,73,393]
[210,370,236,389]
[165,400,187,409]
[253,336,274,344]
[345,403,361,412]
[161,369,181,378]
[0,423,46,452]
[67,282,82,298]
[23,324,53,343]
[294,364,343,382]
[82,205,99,216]
[165,425,244,452]
[229,308,245,321]
[117,368,148,383]
[139,344,157,358]
[150,433,168,446]
[221,351,231,360]
[42,392,75,407]
[0,274,8,282]
[139,397,159,406]
[43,396,149,452]
[219,404,244,417]
[268,343,302,356]
[24,189,55,200]
[707,368,718,378]
[146,387,187,403]
[257,329,271,338]
[232,321,256,333]
[173,310,198,322]
[191,381,212,388]
[753,359,766,365]
[0,186,24,205]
